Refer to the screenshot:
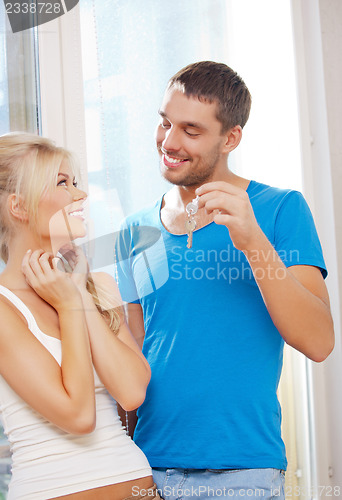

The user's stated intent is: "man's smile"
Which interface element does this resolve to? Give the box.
[162,152,190,169]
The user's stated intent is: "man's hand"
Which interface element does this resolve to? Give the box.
[196,181,262,252]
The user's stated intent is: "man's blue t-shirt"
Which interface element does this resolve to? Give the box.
[116,180,327,471]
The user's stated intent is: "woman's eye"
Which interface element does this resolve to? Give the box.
[57,179,78,187]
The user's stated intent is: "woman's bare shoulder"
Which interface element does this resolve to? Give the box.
[0,293,28,333]
[0,293,57,375]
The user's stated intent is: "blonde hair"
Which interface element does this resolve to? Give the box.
[0,132,121,334]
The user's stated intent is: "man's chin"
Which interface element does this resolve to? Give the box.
[162,173,204,188]
[160,167,187,186]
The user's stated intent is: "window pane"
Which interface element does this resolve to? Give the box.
[80,0,230,231]
[0,18,40,133]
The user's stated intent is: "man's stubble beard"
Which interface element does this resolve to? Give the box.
[159,144,222,188]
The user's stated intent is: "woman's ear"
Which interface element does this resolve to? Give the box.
[7,194,28,222]
[221,125,243,154]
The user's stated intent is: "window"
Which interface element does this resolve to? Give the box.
[0,4,40,497]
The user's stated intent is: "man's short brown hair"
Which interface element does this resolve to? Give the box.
[168,61,252,132]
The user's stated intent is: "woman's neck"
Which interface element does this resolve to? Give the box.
[0,234,52,290]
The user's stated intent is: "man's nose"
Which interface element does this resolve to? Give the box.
[162,127,181,152]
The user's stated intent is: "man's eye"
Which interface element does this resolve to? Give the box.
[161,122,171,129]
[185,130,200,137]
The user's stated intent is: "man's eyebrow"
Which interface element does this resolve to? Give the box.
[181,121,206,130]
[158,110,206,131]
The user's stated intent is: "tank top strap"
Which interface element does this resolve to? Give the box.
[0,284,62,365]
[0,284,38,331]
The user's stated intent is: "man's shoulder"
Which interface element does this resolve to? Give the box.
[248,179,295,199]
[248,180,303,211]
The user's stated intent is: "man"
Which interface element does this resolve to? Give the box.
[116,61,334,499]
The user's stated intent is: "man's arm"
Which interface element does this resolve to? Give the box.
[244,233,334,361]
[197,181,334,362]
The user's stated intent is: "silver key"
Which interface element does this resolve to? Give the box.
[186,196,199,216]
[185,218,197,248]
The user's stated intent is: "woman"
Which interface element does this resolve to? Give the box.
[0,133,160,500]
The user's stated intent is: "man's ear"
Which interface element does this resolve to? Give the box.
[221,125,242,154]
[7,194,29,222]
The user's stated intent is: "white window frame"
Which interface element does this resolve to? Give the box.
[38,4,88,187]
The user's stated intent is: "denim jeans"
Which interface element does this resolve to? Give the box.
[152,468,285,500]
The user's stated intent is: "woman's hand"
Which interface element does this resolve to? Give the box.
[59,245,89,292]
[21,249,81,311]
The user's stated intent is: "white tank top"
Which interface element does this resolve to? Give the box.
[0,285,151,500]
